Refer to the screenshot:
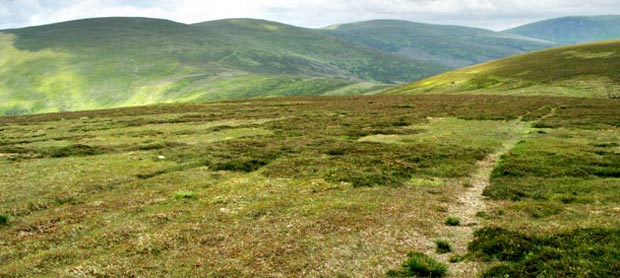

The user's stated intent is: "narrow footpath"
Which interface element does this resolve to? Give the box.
[436,107,559,277]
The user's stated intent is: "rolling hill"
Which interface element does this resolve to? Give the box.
[321,20,555,68]
[0,17,448,115]
[385,40,620,98]
[505,15,620,45]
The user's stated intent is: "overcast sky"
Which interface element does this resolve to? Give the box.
[1,0,619,31]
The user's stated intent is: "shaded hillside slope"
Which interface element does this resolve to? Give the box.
[322,20,555,68]
[505,15,620,45]
[385,41,620,98]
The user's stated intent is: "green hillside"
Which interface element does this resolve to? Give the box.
[505,15,620,45]
[0,17,447,116]
[322,20,555,68]
[385,40,620,98]
[194,19,444,82]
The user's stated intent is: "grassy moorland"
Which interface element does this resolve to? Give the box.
[322,20,554,68]
[0,17,447,116]
[386,40,620,98]
[1,94,619,277]
[471,99,620,277]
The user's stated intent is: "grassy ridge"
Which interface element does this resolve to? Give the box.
[322,19,555,68]
[505,15,620,45]
[386,40,620,98]
[0,17,448,116]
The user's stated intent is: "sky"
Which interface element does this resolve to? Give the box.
[1,0,619,31]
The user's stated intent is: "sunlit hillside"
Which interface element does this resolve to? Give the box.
[386,41,620,98]
[0,17,447,115]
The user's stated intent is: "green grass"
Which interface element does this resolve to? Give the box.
[470,227,620,277]
[0,94,618,276]
[173,191,197,199]
[386,40,620,98]
[486,128,620,202]
[461,96,620,277]
[0,17,448,116]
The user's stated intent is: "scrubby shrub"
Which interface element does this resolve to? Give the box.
[48,144,104,158]
[445,216,461,226]
[471,227,620,277]
[449,254,463,263]
[0,214,8,225]
[386,252,448,277]
[325,148,346,156]
[211,158,269,172]
[336,170,400,187]
[436,240,452,254]
[469,227,540,262]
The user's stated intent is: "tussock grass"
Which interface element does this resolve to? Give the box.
[449,254,463,263]
[445,216,461,226]
[435,239,453,254]
[386,252,448,277]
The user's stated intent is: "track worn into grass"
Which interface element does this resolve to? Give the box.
[435,119,528,277]
[434,106,566,277]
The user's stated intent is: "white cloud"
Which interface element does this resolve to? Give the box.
[1,0,620,30]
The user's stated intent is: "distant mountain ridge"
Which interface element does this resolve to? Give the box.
[505,15,620,45]
[321,19,555,68]
[1,15,618,115]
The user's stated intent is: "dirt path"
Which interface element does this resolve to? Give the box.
[438,153,503,277]
[433,107,563,277]
[437,122,528,277]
